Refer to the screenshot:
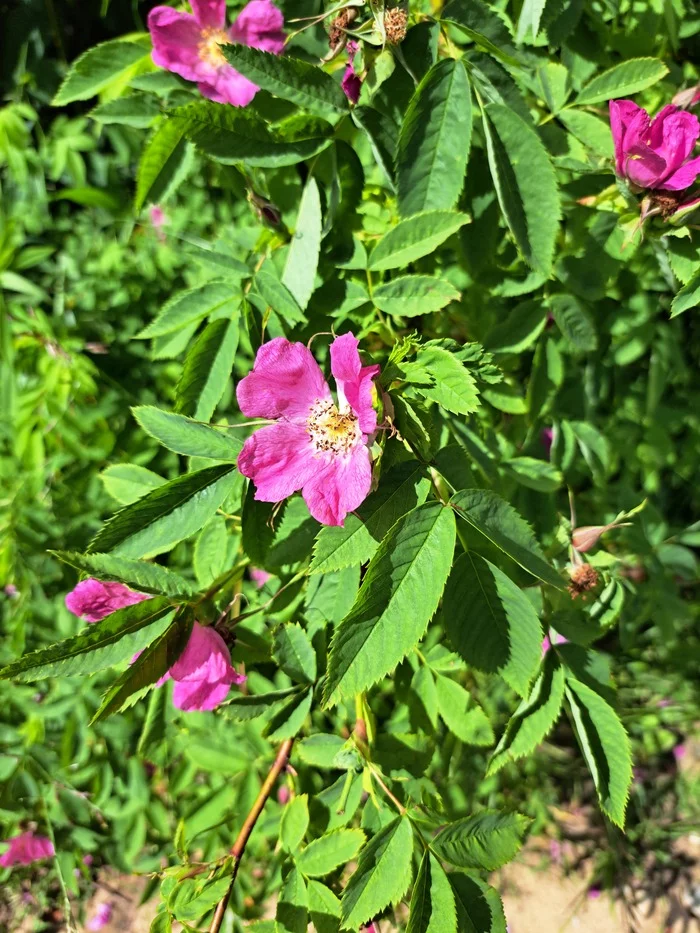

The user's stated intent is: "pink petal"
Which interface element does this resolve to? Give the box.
[0,832,54,868]
[172,677,233,711]
[88,902,114,932]
[660,154,700,190]
[198,68,259,107]
[342,65,361,104]
[148,7,208,83]
[170,623,232,683]
[609,100,646,175]
[65,579,148,624]
[330,333,380,434]
[654,109,700,176]
[302,443,372,526]
[250,567,272,588]
[190,0,226,28]
[229,0,286,53]
[625,144,667,188]
[238,422,319,502]
[237,338,331,420]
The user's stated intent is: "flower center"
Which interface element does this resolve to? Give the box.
[307,400,362,456]
[198,27,229,68]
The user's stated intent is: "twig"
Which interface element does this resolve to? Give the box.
[209,738,295,933]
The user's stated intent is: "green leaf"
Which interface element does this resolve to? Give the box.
[406,345,480,416]
[369,211,469,271]
[450,873,507,933]
[340,816,414,930]
[282,178,322,310]
[397,59,472,217]
[137,685,170,756]
[91,92,161,128]
[451,489,564,589]
[277,866,309,933]
[91,613,193,724]
[558,110,613,159]
[484,299,549,354]
[431,811,530,871]
[488,653,566,774]
[273,624,317,684]
[351,106,398,189]
[516,0,548,41]
[89,465,239,559]
[575,57,669,106]
[304,566,360,625]
[411,664,439,730]
[179,100,332,167]
[0,598,174,682]
[373,275,460,317]
[222,687,300,720]
[503,457,563,492]
[296,829,366,878]
[296,735,361,771]
[443,552,542,696]
[264,688,313,742]
[222,46,348,122]
[441,0,518,65]
[193,516,229,588]
[435,674,495,745]
[548,294,598,352]
[311,460,430,574]
[52,551,194,599]
[670,268,700,317]
[135,116,193,212]
[281,794,310,853]
[254,271,306,325]
[482,103,560,275]
[406,852,457,933]
[175,317,240,421]
[137,282,239,340]
[101,464,166,505]
[565,679,632,827]
[53,36,151,105]
[132,407,242,461]
[169,875,232,925]
[308,881,342,933]
[324,502,456,705]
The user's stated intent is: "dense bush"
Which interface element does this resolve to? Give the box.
[1,0,700,930]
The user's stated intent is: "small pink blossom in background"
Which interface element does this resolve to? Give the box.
[88,902,113,931]
[673,743,687,762]
[277,785,290,805]
[549,839,562,863]
[4,583,19,597]
[588,886,602,900]
[540,427,553,459]
[149,205,167,229]
[148,0,285,107]
[610,100,700,191]
[542,631,568,657]
[0,832,54,868]
[657,699,672,708]
[65,579,148,623]
[161,622,246,712]
[673,85,700,109]
[83,854,94,866]
[250,567,272,588]
[237,333,380,526]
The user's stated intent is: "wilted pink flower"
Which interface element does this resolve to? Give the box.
[88,902,113,931]
[0,832,54,868]
[672,85,700,109]
[610,100,700,191]
[65,579,148,623]
[341,39,361,104]
[237,333,380,527]
[161,622,246,712]
[250,567,272,588]
[148,0,285,107]
[542,631,568,657]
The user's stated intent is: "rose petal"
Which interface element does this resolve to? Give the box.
[238,422,319,502]
[229,0,286,53]
[169,623,232,684]
[330,332,380,434]
[237,337,331,420]
[302,443,372,526]
[65,579,148,623]
[190,0,226,29]
[198,68,259,107]
[148,7,206,83]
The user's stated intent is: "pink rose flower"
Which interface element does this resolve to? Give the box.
[148,0,285,107]
[250,567,272,588]
[161,622,246,712]
[341,40,361,104]
[0,831,54,868]
[88,902,113,931]
[609,99,700,191]
[65,579,149,623]
[237,333,380,527]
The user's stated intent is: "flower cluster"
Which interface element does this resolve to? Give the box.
[0,831,54,868]
[65,580,244,711]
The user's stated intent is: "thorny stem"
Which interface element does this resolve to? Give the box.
[209,738,295,933]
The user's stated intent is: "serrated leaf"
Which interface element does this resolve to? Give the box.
[431,811,530,871]
[53,36,151,105]
[169,874,233,925]
[193,516,229,588]
[264,688,313,742]
[340,816,414,930]
[670,268,700,317]
[277,866,309,933]
[397,59,472,217]
[548,294,598,352]
[558,110,613,159]
[435,675,495,745]
[91,92,161,128]
[324,502,456,705]
[565,679,632,827]
[282,177,322,310]
[304,566,360,624]
[52,551,194,599]
[89,465,239,559]
[406,852,457,933]
[137,282,238,339]
[488,653,566,774]
[221,688,298,722]
[575,57,669,106]
[482,103,560,275]
[137,685,170,756]
[308,881,342,933]
[450,874,507,933]
[273,624,317,684]
[0,598,173,682]
[373,275,460,317]
[296,735,361,771]
[254,271,306,325]
[101,464,166,506]
[450,489,564,589]
[441,0,518,65]
[132,406,242,461]
[281,794,310,853]
[411,664,439,730]
[369,211,469,271]
[91,613,193,724]
[223,46,348,122]
[135,116,193,212]
[484,299,549,354]
[175,317,240,421]
[351,106,398,189]
[408,346,480,415]
[503,456,563,492]
[297,829,365,878]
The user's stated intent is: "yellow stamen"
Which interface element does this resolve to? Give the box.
[198,27,229,68]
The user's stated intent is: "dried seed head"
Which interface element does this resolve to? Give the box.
[328,7,357,47]
[568,564,600,598]
[384,7,407,44]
